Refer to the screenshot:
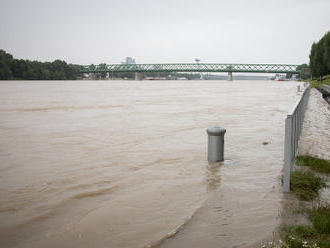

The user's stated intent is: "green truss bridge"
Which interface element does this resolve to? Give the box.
[81,63,299,80]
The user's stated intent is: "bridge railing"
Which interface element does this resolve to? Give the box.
[283,84,311,192]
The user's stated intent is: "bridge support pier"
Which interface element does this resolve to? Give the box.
[135,72,143,80]
[228,72,233,81]
[89,73,96,80]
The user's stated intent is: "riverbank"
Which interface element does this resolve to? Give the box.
[279,86,330,248]
[311,76,330,89]
[299,88,330,161]
[298,85,330,208]
[259,85,330,248]
[297,86,330,205]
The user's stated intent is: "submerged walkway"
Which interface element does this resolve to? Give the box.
[299,88,330,160]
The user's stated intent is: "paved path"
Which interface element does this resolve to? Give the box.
[299,88,330,160]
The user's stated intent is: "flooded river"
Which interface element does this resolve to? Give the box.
[0,80,302,248]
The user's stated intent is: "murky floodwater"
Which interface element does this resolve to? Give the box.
[0,80,302,248]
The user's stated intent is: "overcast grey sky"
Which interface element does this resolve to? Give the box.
[0,0,329,65]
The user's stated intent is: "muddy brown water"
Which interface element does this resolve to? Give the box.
[0,80,303,248]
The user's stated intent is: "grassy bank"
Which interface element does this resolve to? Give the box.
[280,205,330,248]
[290,170,326,201]
[297,155,330,174]
[280,155,329,248]
[311,75,330,88]
[263,156,329,248]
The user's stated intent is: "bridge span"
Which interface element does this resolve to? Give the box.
[81,63,299,80]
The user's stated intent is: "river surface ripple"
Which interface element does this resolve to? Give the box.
[0,80,302,248]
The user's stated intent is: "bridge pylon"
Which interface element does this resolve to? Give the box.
[135,72,143,80]
[228,72,233,81]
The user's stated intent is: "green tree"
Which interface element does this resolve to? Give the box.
[0,49,84,80]
[0,50,14,79]
[296,64,310,80]
[309,31,330,79]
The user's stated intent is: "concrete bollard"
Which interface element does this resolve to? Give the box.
[206,126,226,162]
[297,85,301,92]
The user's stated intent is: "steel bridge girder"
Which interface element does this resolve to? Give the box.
[81,63,299,74]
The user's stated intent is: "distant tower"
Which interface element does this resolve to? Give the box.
[121,57,136,64]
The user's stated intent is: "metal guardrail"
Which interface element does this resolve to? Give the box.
[283,84,311,192]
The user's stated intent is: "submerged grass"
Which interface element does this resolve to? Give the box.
[296,155,330,174]
[280,225,330,248]
[309,206,330,234]
[290,171,326,201]
[278,206,330,248]
[270,154,330,248]
[294,225,318,239]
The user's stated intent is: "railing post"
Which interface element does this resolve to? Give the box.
[283,115,293,192]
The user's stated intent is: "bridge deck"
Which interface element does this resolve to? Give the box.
[81,63,299,73]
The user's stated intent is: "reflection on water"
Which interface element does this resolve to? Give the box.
[206,162,222,192]
[0,80,302,248]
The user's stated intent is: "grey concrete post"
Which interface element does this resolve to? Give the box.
[135,72,143,80]
[283,115,293,192]
[297,85,300,92]
[228,72,233,81]
[206,127,226,162]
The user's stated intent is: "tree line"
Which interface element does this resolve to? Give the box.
[0,49,83,80]
[309,31,330,79]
